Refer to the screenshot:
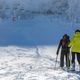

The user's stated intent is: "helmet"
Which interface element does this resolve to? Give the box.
[63,34,68,37]
[75,29,80,33]
[63,34,69,39]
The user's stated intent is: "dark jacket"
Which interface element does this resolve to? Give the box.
[57,37,70,55]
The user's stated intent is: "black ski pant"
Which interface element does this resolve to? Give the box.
[60,50,70,68]
[72,52,80,65]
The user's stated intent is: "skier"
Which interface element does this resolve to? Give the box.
[56,34,70,70]
[69,29,80,71]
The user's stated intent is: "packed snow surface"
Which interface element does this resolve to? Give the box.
[0,46,80,80]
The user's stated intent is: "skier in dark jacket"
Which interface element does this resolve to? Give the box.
[56,34,70,69]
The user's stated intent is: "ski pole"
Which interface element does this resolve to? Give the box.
[55,55,58,69]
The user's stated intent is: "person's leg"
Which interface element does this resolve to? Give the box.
[60,51,64,68]
[71,52,75,70]
[76,53,80,64]
[76,53,80,70]
[65,53,70,69]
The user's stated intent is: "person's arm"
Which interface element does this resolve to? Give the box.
[68,41,71,48]
[68,35,74,47]
[56,39,62,55]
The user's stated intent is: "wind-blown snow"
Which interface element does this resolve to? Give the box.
[0,46,80,80]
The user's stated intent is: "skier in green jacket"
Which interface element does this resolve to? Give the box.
[69,29,80,71]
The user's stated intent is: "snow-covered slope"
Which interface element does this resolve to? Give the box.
[0,0,69,13]
[0,0,80,21]
[0,46,80,80]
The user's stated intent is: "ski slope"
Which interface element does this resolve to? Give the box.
[0,46,80,80]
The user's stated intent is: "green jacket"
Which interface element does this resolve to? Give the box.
[69,32,80,53]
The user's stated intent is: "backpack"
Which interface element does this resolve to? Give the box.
[61,36,70,47]
[62,39,68,47]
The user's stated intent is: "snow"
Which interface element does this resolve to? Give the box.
[0,0,80,80]
[0,46,80,80]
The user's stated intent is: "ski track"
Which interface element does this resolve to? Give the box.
[0,46,80,80]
